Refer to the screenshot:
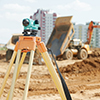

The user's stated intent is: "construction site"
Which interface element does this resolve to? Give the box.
[0,16,100,100]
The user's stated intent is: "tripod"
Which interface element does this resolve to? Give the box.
[0,36,67,100]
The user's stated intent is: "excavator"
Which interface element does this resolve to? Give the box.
[86,21,100,44]
[46,17,100,60]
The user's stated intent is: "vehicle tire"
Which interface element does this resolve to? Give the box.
[78,49,88,60]
[63,49,73,60]
[6,49,13,61]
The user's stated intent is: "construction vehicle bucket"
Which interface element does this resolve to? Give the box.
[46,16,75,57]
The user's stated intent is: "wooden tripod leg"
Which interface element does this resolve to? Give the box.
[37,41,66,100]
[0,51,17,97]
[41,52,67,100]
[8,50,21,100]
[6,52,27,100]
[22,50,35,100]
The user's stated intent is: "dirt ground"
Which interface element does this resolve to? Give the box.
[0,48,100,100]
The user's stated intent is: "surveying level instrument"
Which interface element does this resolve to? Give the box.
[0,18,72,100]
[22,18,41,36]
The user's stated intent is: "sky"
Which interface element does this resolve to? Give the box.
[0,0,100,44]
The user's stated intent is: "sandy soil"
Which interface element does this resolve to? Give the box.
[0,49,100,100]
